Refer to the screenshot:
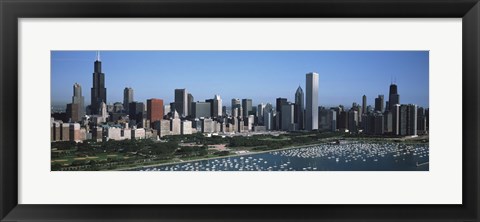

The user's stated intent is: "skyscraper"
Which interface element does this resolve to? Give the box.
[90,52,107,115]
[174,89,188,117]
[392,104,400,135]
[374,95,384,112]
[318,107,337,132]
[294,86,304,130]
[281,103,295,131]
[205,98,214,117]
[417,107,427,134]
[123,87,134,113]
[213,95,223,117]
[305,72,319,131]
[187,93,194,117]
[242,99,252,117]
[384,111,393,133]
[275,97,288,130]
[406,104,418,136]
[100,102,108,120]
[362,95,367,114]
[338,110,348,131]
[263,103,274,130]
[374,113,385,135]
[231,98,241,117]
[348,109,358,132]
[70,83,85,121]
[192,102,211,118]
[399,105,408,135]
[388,83,400,111]
[171,111,181,135]
[66,103,79,123]
[222,106,227,116]
[257,103,266,125]
[129,102,145,128]
[147,98,164,124]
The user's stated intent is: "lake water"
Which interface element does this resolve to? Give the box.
[131,142,429,171]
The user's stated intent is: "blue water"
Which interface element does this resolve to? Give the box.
[131,142,429,171]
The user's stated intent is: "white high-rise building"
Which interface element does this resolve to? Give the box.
[247,115,254,131]
[305,72,319,131]
[99,102,109,123]
[213,94,222,117]
[181,120,193,135]
[171,110,181,135]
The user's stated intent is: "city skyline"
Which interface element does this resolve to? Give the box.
[51,51,429,171]
[51,51,429,108]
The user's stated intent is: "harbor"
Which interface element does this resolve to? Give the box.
[130,142,429,171]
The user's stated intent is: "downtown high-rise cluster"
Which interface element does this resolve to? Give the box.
[51,54,428,143]
[319,83,429,137]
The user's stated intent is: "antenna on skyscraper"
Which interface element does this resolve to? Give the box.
[96,51,101,61]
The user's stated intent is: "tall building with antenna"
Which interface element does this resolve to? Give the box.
[90,51,107,115]
[388,81,400,112]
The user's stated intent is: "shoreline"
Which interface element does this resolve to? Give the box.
[114,140,428,171]
[115,143,325,171]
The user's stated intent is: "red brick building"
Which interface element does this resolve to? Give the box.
[147,98,164,124]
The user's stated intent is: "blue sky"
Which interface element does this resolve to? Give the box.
[51,51,429,108]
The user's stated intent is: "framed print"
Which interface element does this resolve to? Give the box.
[1,0,479,221]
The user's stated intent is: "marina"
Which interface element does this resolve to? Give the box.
[130,142,429,171]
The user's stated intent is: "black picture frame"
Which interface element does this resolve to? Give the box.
[1,0,479,221]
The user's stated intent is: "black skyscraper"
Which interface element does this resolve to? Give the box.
[205,99,215,117]
[388,83,400,111]
[129,102,145,127]
[374,95,384,112]
[174,89,188,117]
[90,52,107,115]
[276,98,288,130]
[242,99,253,117]
[362,95,367,114]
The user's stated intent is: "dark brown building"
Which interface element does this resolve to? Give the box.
[147,99,164,124]
[66,103,79,122]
